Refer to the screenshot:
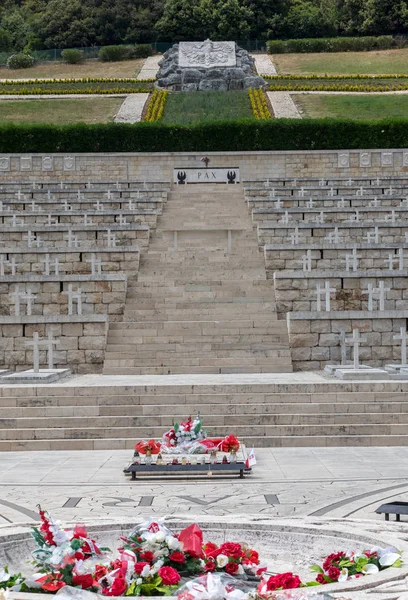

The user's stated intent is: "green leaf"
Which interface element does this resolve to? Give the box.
[309,564,324,573]
[31,528,47,548]
[305,581,321,586]
[392,559,403,568]
[174,423,179,433]
[194,422,202,434]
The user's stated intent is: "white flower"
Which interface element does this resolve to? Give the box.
[0,569,10,583]
[155,531,166,543]
[362,564,379,575]
[136,578,142,585]
[338,568,349,582]
[166,535,181,550]
[141,565,151,578]
[216,554,229,568]
[237,565,245,575]
[379,553,401,567]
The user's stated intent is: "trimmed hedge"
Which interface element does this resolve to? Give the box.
[267,35,394,54]
[1,119,408,152]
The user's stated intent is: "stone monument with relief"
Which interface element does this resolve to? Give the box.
[156,39,265,91]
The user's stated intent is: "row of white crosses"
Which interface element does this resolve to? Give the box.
[0,252,103,276]
[10,284,83,316]
[286,226,383,246]
[21,228,118,249]
[339,327,408,370]
[26,330,59,372]
[301,247,408,273]
[263,177,390,189]
[314,279,391,312]
[264,195,408,210]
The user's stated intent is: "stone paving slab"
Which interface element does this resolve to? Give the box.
[267,91,302,118]
[137,55,161,80]
[252,53,277,76]
[114,93,149,123]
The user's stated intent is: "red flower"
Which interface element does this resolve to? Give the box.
[102,576,127,596]
[245,549,259,564]
[134,562,150,575]
[225,562,239,575]
[323,552,346,571]
[110,559,122,570]
[95,565,109,580]
[265,573,302,591]
[203,542,219,558]
[139,551,154,563]
[316,574,327,585]
[327,566,340,581]
[74,551,85,561]
[219,543,242,559]
[158,566,181,586]
[42,580,66,592]
[72,574,95,589]
[204,561,216,572]
[169,551,186,563]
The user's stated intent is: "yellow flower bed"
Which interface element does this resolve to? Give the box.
[144,89,168,122]
[248,88,273,119]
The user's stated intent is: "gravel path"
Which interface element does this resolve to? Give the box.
[267,91,301,118]
[114,93,149,123]
[137,55,161,80]
[252,53,277,76]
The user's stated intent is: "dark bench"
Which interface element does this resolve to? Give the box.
[124,462,249,480]
[375,501,408,521]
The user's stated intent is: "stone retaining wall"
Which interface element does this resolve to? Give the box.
[1,149,408,182]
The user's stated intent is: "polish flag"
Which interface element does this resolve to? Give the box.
[245,448,257,468]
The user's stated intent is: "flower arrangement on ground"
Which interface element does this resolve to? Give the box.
[0,509,403,598]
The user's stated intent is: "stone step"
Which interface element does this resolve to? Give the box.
[2,401,407,417]
[102,365,293,374]
[2,411,408,429]
[1,422,407,441]
[105,338,290,350]
[2,433,408,450]
[103,355,292,366]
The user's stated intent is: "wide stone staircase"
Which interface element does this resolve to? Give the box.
[103,183,292,374]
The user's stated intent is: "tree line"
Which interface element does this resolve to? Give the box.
[1,0,408,52]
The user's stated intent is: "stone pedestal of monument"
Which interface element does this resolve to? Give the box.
[156,39,265,92]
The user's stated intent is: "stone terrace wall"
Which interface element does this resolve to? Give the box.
[1,149,408,182]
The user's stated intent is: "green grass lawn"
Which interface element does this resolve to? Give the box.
[161,91,253,124]
[0,81,153,94]
[293,94,408,119]
[274,48,408,75]
[0,97,124,124]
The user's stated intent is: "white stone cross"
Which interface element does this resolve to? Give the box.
[25,331,59,372]
[117,214,128,226]
[46,213,58,226]
[346,178,353,187]
[115,181,121,190]
[83,214,93,226]
[344,248,360,272]
[16,190,22,201]
[298,187,306,198]
[301,249,312,272]
[63,284,82,316]
[287,227,300,245]
[106,190,112,200]
[387,248,407,270]
[30,200,42,212]
[319,178,325,187]
[19,287,35,316]
[279,211,291,225]
[373,177,381,186]
[47,190,53,201]
[87,181,93,189]
[41,253,59,275]
[374,280,390,311]
[23,231,42,248]
[313,211,325,224]
[60,181,65,190]
[347,210,360,223]
[315,281,336,312]
[274,197,283,209]
[337,198,346,208]
[104,229,117,247]
[265,178,270,188]
[86,253,102,275]
[338,328,348,365]
[136,190,141,199]
[307,198,314,209]
[384,210,396,224]
[345,328,367,370]
[292,178,297,187]
[63,200,72,212]
[65,230,80,249]
[77,190,84,200]
[11,214,23,227]
[384,185,395,196]
[328,187,335,197]
[369,198,381,207]
[325,226,343,244]
[362,282,376,311]
[94,200,103,212]
[393,326,408,367]
[0,255,16,276]
[269,189,276,199]
[356,186,365,197]
[128,200,136,211]
[32,181,37,190]
[364,226,380,244]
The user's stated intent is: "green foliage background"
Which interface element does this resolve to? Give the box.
[2,0,408,52]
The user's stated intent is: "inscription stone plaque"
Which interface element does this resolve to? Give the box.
[179,40,236,68]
